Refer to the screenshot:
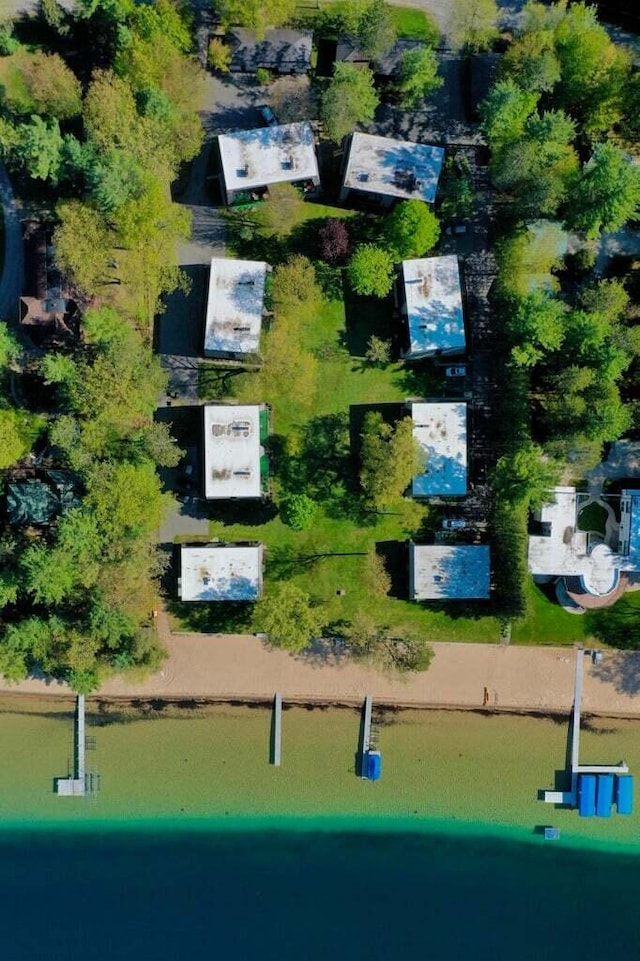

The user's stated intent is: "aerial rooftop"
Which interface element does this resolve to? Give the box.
[619,489,640,570]
[400,256,465,359]
[228,28,313,73]
[341,132,444,204]
[218,122,319,198]
[409,542,490,600]
[409,402,467,497]
[179,544,264,602]
[204,258,268,358]
[203,404,268,500]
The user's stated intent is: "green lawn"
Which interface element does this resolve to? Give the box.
[302,2,439,44]
[511,582,589,645]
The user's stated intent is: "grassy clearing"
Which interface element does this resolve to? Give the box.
[511,582,589,645]
[388,7,439,43]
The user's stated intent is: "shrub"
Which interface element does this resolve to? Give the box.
[319,218,349,264]
[256,67,271,85]
[347,244,395,298]
[280,493,318,530]
[208,38,231,73]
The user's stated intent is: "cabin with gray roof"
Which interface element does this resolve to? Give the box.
[203,404,270,500]
[228,28,313,74]
[407,401,467,498]
[340,132,444,207]
[409,542,490,600]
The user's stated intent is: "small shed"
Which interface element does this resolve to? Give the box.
[6,472,81,526]
[179,543,264,602]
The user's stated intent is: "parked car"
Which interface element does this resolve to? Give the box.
[445,224,468,236]
[445,365,467,377]
[259,105,278,127]
[441,518,466,530]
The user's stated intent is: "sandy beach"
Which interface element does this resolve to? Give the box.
[1,610,639,716]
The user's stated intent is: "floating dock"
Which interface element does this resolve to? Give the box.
[272,691,282,767]
[55,694,87,797]
[544,649,628,807]
[361,695,382,781]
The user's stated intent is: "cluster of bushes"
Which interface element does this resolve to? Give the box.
[0,0,205,689]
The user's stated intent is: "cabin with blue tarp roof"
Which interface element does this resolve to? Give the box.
[407,401,467,497]
[398,256,466,360]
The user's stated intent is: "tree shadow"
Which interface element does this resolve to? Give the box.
[165,598,254,634]
[207,499,279,527]
[343,280,396,358]
[376,540,409,600]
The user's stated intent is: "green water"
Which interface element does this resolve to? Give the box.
[1,698,639,848]
[3,700,640,959]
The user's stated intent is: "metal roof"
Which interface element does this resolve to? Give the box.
[218,122,319,194]
[401,256,465,358]
[180,544,263,601]
[343,132,444,203]
[409,402,467,497]
[203,405,267,500]
[409,542,490,599]
[204,258,268,357]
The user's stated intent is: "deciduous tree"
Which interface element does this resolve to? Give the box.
[563,143,640,239]
[347,245,395,298]
[449,0,499,52]
[360,412,423,510]
[396,45,442,107]
[384,200,440,259]
[320,63,379,144]
[255,583,322,652]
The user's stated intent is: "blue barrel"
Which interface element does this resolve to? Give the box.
[616,775,634,815]
[366,751,382,781]
[596,774,614,818]
[578,775,596,817]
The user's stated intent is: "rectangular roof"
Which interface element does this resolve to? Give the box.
[229,28,312,72]
[621,489,640,569]
[402,256,465,357]
[204,405,266,499]
[410,402,467,497]
[180,544,263,601]
[527,487,588,576]
[343,132,444,203]
[204,258,268,356]
[218,122,318,194]
[410,543,490,600]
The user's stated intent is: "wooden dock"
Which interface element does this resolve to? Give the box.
[362,695,373,757]
[272,691,282,767]
[544,649,628,806]
[55,694,87,797]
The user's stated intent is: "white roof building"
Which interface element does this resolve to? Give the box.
[408,402,467,497]
[179,544,264,602]
[399,256,465,359]
[409,542,490,600]
[203,404,268,500]
[204,258,268,358]
[528,487,640,600]
[217,122,319,204]
[340,132,444,206]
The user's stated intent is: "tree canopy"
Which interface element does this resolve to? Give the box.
[360,412,423,510]
[320,63,379,144]
[347,245,395,298]
[384,200,440,259]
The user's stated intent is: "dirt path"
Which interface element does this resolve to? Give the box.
[2,612,639,717]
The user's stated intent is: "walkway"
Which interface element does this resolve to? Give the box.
[0,164,24,322]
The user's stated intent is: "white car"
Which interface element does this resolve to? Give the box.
[445,365,467,377]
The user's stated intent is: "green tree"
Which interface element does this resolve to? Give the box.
[500,25,560,93]
[357,0,396,60]
[53,201,115,295]
[320,63,379,144]
[506,290,566,368]
[360,412,423,510]
[255,182,306,239]
[272,256,321,312]
[449,0,499,52]
[495,221,566,297]
[213,0,296,34]
[347,244,395,298]
[18,52,82,119]
[0,408,33,468]
[554,1,630,138]
[280,493,318,530]
[16,115,63,182]
[255,583,322,652]
[365,335,391,366]
[396,45,443,108]
[208,37,231,72]
[0,321,20,369]
[480,79,538,151]
[491,443,560,510]
[20,544,79,606]
[564,143,640,240]
[384,200,440,259]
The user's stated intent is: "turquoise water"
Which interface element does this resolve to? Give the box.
[3,823,640,959]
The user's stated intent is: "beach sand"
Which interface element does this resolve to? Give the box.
[1,610,639,716]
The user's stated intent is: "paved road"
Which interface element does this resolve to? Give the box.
[0,164,24,322]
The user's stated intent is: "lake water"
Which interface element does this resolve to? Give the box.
[2,700,640,959]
